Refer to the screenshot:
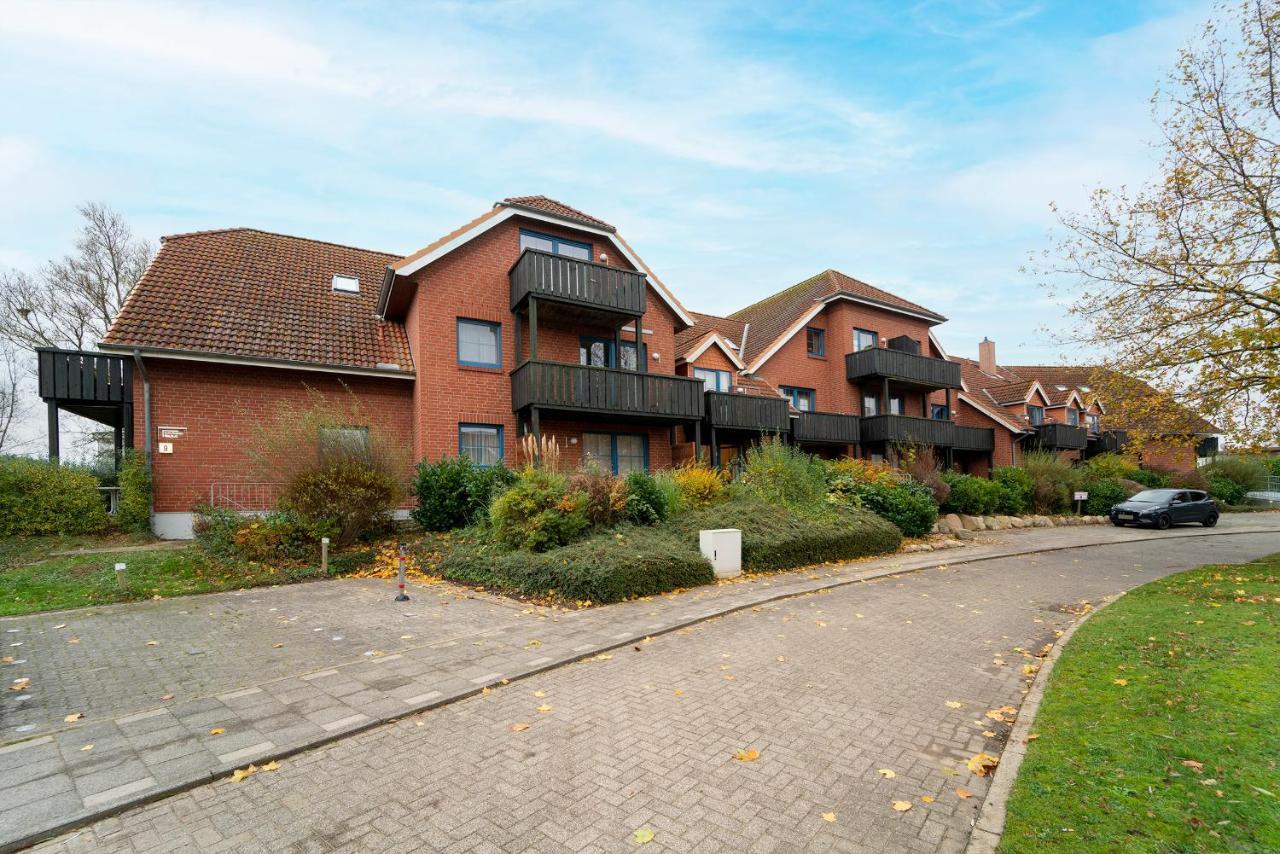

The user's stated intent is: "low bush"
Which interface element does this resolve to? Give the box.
[231,511,332,562]
[624,470,670,524]
[1022,450,1082,514]
[1082,453,1139,481]
[992,466,1034,515]
[0,456,109,537]
[1129,467,1171,488]
[1200,455,1268,494]
[672,464,724,509]
[826,457,900,487]
[1206,474,1247,505]
[439,526,713,604]
[898,447,951,506]
[412,457,516,531]
[1169,469,1210,491]
[490,467,590,551]
[831,478,937,537]
[280,456,401,547]
[667,496,902,572]
[737,437,829,510]
[567,468,627,528]
[942,472,1003,516]
[1080,478,1134,515]
[116,450,151,534]
[1267,457,1280,478]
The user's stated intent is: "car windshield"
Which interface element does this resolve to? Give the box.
[1129,489,1178,503]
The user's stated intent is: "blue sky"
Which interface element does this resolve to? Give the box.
[0,0,1212,366]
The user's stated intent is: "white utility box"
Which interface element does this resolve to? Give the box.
[699,528,742,578]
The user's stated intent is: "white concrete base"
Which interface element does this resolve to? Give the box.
[151,512,195,540]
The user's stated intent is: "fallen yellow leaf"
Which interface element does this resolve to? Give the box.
[1113,678,1128,686]
[536,704,552,713]
[921,795,935,803]
[145,640,158,646]
[260,760,281,771]
[967,753,999,777]
[891,800,913,812]
[821,812,836,823]
[1022,664,1039,676]
[734,748,761,762]
[534,690,546,698]
[160,694,175,701]
[945,700,963,709]
[209,728,225,736]
[877,768,896,779]
[956,788,973,799]
[80,744,94,752]
[673,689,685,696]
[64,712,84,723]
[511,723,530,732]
[230,764,257,782]
[633,827,655,844]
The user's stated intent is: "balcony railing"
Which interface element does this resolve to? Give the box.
[38,348,132,405]
[511,360,703,420]
[1030,422,1088,450]
[953,425,995,452]
[859,414,956,446]
[704,391,791,433]
[510,249,647,315]
[792,411,860,445]
[1087,429,1128,455]
[845,347,961,389]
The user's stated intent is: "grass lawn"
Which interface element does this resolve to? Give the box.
[1000,553,1280,852]
[0,535,374,617]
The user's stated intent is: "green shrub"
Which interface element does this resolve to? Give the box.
[439,525,713,603]
[899,446,951,506]
[831,479,937,538]
[1170,468,1211,490]
[490,468,590,551]
[1206,474,1247,505]
[1082,453,1140,481]
[465,464,516,523]
[1266,457,1280,478]
[1200,456,1268,494]
[0,456,109,537]
[231,511,333,562]
[413,457,508,531]
[942,472,1003,516]
[567,469,627,528]
[192,506,244,558]
[1080,478,1133,515]
[650,470,683,517]
[992,466,1033,515]
[116,450,151,534]
[624,470,670,525]
[668,496,902,572]
[280,456,401,547]
[1129,467,1171,488]
[1022,450,1082,514]
[737,437,829,510]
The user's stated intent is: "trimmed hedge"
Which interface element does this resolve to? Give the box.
[835,479,937,538]
[439,526,713,603]
[0,456,109,537]
[1081,478,1134,515]
[942,472,1003,516]
[412,457,516,531]
[667,498,902,573]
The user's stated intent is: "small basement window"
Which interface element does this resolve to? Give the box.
[332,274,360,293]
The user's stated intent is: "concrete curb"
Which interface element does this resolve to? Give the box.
[7,525,1278,852]
[963,591,1125,853]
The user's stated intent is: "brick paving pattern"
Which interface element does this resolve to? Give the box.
[24,525,1280,853]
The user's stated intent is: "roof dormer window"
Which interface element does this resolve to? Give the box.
[332,274,360,294]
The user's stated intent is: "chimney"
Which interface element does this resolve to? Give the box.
[978,337,997,375]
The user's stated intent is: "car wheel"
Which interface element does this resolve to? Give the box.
[1202,512,1219,528]
[1156,513,1173,530]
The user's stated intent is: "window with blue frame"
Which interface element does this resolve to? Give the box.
[889,396,904,416]
[1087,413,1100,432]
[1027,405,1045,426]
[580,336,645,369]
[693,367,731,392]
[459,424,503,466]
[854,328,878,351]
[457,319,501,368]
[620,340,646,371]
[1067,407,1080,426]
[582,432,648,474]
[806,327,825,357]
[930,403,949,420]
[780,385,815,412]
[862,394,879,416]
[519,229,591,261]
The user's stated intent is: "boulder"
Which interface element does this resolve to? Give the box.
[943,513,964,533]
[959,514,985,531]
[1032,516,1053,527]
[1008,516,1026,528]
[954,529,976,540]
[997,515,1018,529]
[983,516,1002,530]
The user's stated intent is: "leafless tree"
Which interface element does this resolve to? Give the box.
[0,203,154,351]
[0,343,24,454]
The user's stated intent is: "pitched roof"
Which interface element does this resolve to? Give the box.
[675,312,748,361]
[730,269,947,368]
[984,379,1041,405]
[501,195,615,232]
[102,228,413,374]
[1007,365,1219,434]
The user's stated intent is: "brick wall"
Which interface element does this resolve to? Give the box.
[134,360,414,513]
[954,397,1021,468]
[1137,439,1199,473]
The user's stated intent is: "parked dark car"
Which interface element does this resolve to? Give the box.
[1110,489,1218,529]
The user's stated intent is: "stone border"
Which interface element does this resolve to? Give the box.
[964,591,1125,853]
[6,526,1278,852]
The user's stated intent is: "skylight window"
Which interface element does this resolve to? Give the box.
[332,274,360,294]
[1055,384,1068,391]
[1079,385,1091,392]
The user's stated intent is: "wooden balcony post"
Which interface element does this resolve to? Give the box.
[530,406,541,464]
[529,297,539,360]
[882,377,890,414]
[514,313,522,365]
[710,426,720,473]
[694,420,702,465]
[47,400,59,462]
[635,316,645,372]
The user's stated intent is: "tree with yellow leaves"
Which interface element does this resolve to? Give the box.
[1043,0,1280,448]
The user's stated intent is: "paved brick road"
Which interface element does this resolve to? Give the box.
[30,528,1279,853]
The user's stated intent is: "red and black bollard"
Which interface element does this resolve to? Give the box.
[395,542,410,602]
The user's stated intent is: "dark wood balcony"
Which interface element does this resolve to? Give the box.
[1029,422,1088,450]
[1086,429,1128,456]
[859,414,956,446]
[510,249,646,317]
[37,348,134,463]
[792,411,860,445]
[511,360,703,421]
[704,391,790,433]
[845,347,961,390]
[953,425,995,452]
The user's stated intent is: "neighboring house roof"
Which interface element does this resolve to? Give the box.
[730,269,947,371]
[1007,365,1219,434]
[675,311,748,362]
[677,331,746,370]
[101,228,414,376]
[984,379,1045,406]
[384,196,694,327]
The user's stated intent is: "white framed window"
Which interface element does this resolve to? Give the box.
[459,424,503,466]
[862,394,879,416]
[332,274,360,293]
[693,367,731,392]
